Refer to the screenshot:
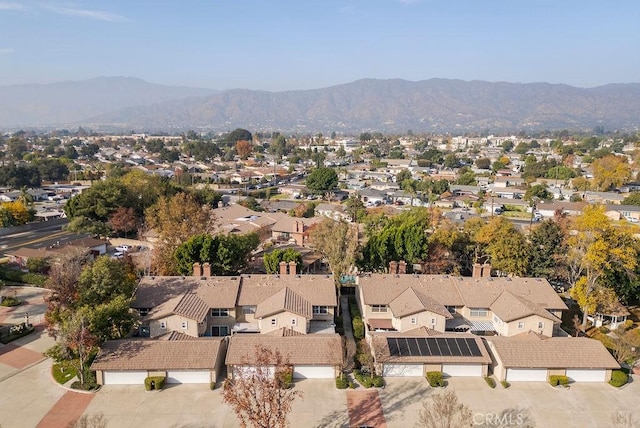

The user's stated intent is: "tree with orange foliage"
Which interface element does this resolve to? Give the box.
[236,140,253,160]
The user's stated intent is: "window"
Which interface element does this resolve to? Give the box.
[159,321,166,330]
[372,305,388,313]
[291,318,297,326]
[243,306,256,315]
[430,318,436,325]
[271,318,277,326]
[181,321,188,329]
[469,308,488,317]
[211,326,229,336]
[518,321,524,329]
[211,308,229,317]
[411,317,417,325]
[538,321,544,330]
[313,306,328,315]
[138,308,150,316]
[446,306,457,314]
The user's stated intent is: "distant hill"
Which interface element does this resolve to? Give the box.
[2,78,639,132]
[0,77,217,127]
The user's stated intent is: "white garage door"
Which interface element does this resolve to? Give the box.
[442,364,483,377]
[233,366,276,379]
[167,370,211,384]
[566,369,606,382]
[103,370,148,385]
[383,364,423,377]
[293,365,334,379]
[506,368,548,382]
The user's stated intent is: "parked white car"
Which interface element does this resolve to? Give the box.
[115,245,132,252]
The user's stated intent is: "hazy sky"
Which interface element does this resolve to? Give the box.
[0,0,638,90]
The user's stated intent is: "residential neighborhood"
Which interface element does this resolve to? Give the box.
[2,128,640,427]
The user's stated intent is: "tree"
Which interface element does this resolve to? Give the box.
[77,256,137,307]
[305,167,338,194]
[263,248,302,274]
[475,157,491,169]
[310,218,359,295]
[568,205,638,328]
[417,390,472,428]
[145,193,216,275]
[236,140,253,160]
[524,184,552,202]
[592,155,632,191]
[174,233,259,276]
[443,153,459,169]
[623,192,640,206]
[502,140,514,152]
[528,219,566,279]
[395,169,412,184]
[476,217,530,276]
[609,326,640,364]
[222,345,302,428]
[108,207,138,238]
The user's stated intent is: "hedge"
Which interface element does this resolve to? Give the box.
[426,371,445,388]
[484,377,496,388]
[0,266,47,286]
[501,380,510,389]
[549,375,569,386]
[354,370,373,388]
[336,375,348,389]
[372,376,384,388]
[145,376,166,391]
[277,367,294,389]
[352,316,364,340]
[609,370,628,388]
[0,296,21,307]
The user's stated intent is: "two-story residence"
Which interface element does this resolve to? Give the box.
[356,269,567,338]
[131,264,338,338]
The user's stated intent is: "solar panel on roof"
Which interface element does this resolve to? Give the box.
[435,338,449,356]
[407,337,420,356]
[459,339,472,357]
[465,338,482,357]
[387,338,400,357]
[397,338,410,356]
[417,338,430,356]
[447,338,462,357]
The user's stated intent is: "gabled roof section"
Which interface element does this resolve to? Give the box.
[173,292,209,323]
[91,338,224,371]
[263,327,306,337]
[238,274,337,307]
[388,287,452,319]
[487,336,620,369]
[254,287,313,319]
[225,334,342,366]
[490,291,561,323]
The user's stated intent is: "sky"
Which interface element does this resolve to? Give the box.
[0,0,638,91]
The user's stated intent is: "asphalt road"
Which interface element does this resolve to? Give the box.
[0,219,85,256]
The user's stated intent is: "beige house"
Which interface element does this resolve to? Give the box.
[225,334,343,379]
[91,337,227,385]
[356,272,567,337]
[486,333,620,382]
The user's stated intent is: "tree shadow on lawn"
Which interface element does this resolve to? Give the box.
[474,406,535,428]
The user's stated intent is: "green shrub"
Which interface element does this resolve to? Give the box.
[210,381,216,390]
[622,320,634,330]
[501,380,510,389]
[348,381,356,389]
[0,266,47,286]
[426,371,444,388]
[598,326,610,334]
[609,370,629,388]
[277,367,294,389]
[144,376,166,391]
[352,316,364,340]
[484,377,496,388]
[354,370,373,388]
[0,296,21,307]
[336,375,348,389]
[549,375,569,386]
[372,376,384,388]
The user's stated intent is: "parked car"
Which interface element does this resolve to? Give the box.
[111,252,124,259]
[115,245,131,252]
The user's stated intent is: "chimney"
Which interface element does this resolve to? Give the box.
[288,260,297,275]
[202,262,211,277]
[398,260,407,275]
[472,263,482,278]
[279,261,288,275]
[482,264,492,278]
[193,262,202,277]
[389,261,398,275]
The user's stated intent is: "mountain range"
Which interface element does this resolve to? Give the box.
[1,77,639,133]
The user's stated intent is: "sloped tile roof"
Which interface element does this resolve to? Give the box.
[91,338,224,370]
[490,291,561,323]
[486,336,620,369]
[238,274,337,307]
[173,292,209,323]
[263,327,306,337]
[388,287,452,319]
[225,334,342,366]
[254,287,313,319]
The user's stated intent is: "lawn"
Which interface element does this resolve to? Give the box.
[52,361,78,384]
